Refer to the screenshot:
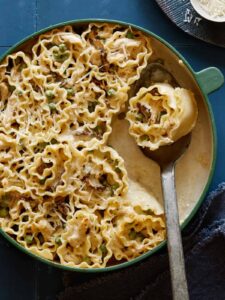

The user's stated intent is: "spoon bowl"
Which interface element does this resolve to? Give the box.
[130,62,179,98]
[141,133,192,169]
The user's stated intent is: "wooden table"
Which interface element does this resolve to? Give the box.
[0,0,224,299]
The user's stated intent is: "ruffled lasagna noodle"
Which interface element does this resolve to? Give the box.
[0,23,165,268]
[127,83,198,150]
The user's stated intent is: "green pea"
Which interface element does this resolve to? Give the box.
[100,243,107,256]
[87,150,94,153]
[94,125,100,132]
[53,53,60,61]
[8,85,16,93]
[17,90,23,96]
[94,125,104,135]
[25,235,33,244]
[129,229,137,240]
[45,90,55,101]
[55,236,62,245]
[136,113,144,122]
[140,135,149,142]
[19,139,25,148]
[83,256,91,264]
[107,89,116,97]
[157,110,167,123]
[137,232,146,241]
[110,183,119,196]
[38,142,49,150]
[39,177,47,185]
[59,43,67,53]
[96,35,101,39]
[126,31,135,39]
[115,167,122,174]
[0,208,8,218]
[51,138,58,144]
[88,101,98,113]
[111,183,119,190]
[53,52,69,63]
[18,63,26,72]
[66,88,74,97]
[48,103,57,113]
[107,158,114,164]
[114,159,119,165]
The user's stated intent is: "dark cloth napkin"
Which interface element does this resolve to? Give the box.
[58,183,225,300]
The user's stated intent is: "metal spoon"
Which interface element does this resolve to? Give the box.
[131,62,190,299]
[141,135,190,300]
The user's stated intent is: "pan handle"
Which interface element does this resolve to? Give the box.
[195,67,224,95]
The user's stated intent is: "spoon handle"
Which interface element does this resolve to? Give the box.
[161,163,189,300]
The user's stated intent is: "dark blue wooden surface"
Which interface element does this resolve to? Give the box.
[0,0,224,299]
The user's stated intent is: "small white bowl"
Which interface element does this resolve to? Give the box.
[191,0,225,22]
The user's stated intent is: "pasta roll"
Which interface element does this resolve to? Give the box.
[32,26,86,78]
[57,210,112,268]
[0,52,31,86]
[105,27,152,84]
[73,145,128,211]
[82,23,153,85]
[127,83,198,150]
[109,202,165,260]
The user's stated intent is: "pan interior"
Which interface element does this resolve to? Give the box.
[0,20,214,270]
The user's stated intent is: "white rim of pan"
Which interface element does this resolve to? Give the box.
[190,0,225,23]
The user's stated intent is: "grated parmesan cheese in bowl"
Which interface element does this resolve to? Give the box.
[191,0,225,22]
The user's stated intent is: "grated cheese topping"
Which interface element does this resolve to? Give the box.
[199,0,225,17]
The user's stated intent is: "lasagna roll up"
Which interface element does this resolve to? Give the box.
[127,83,198,150]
